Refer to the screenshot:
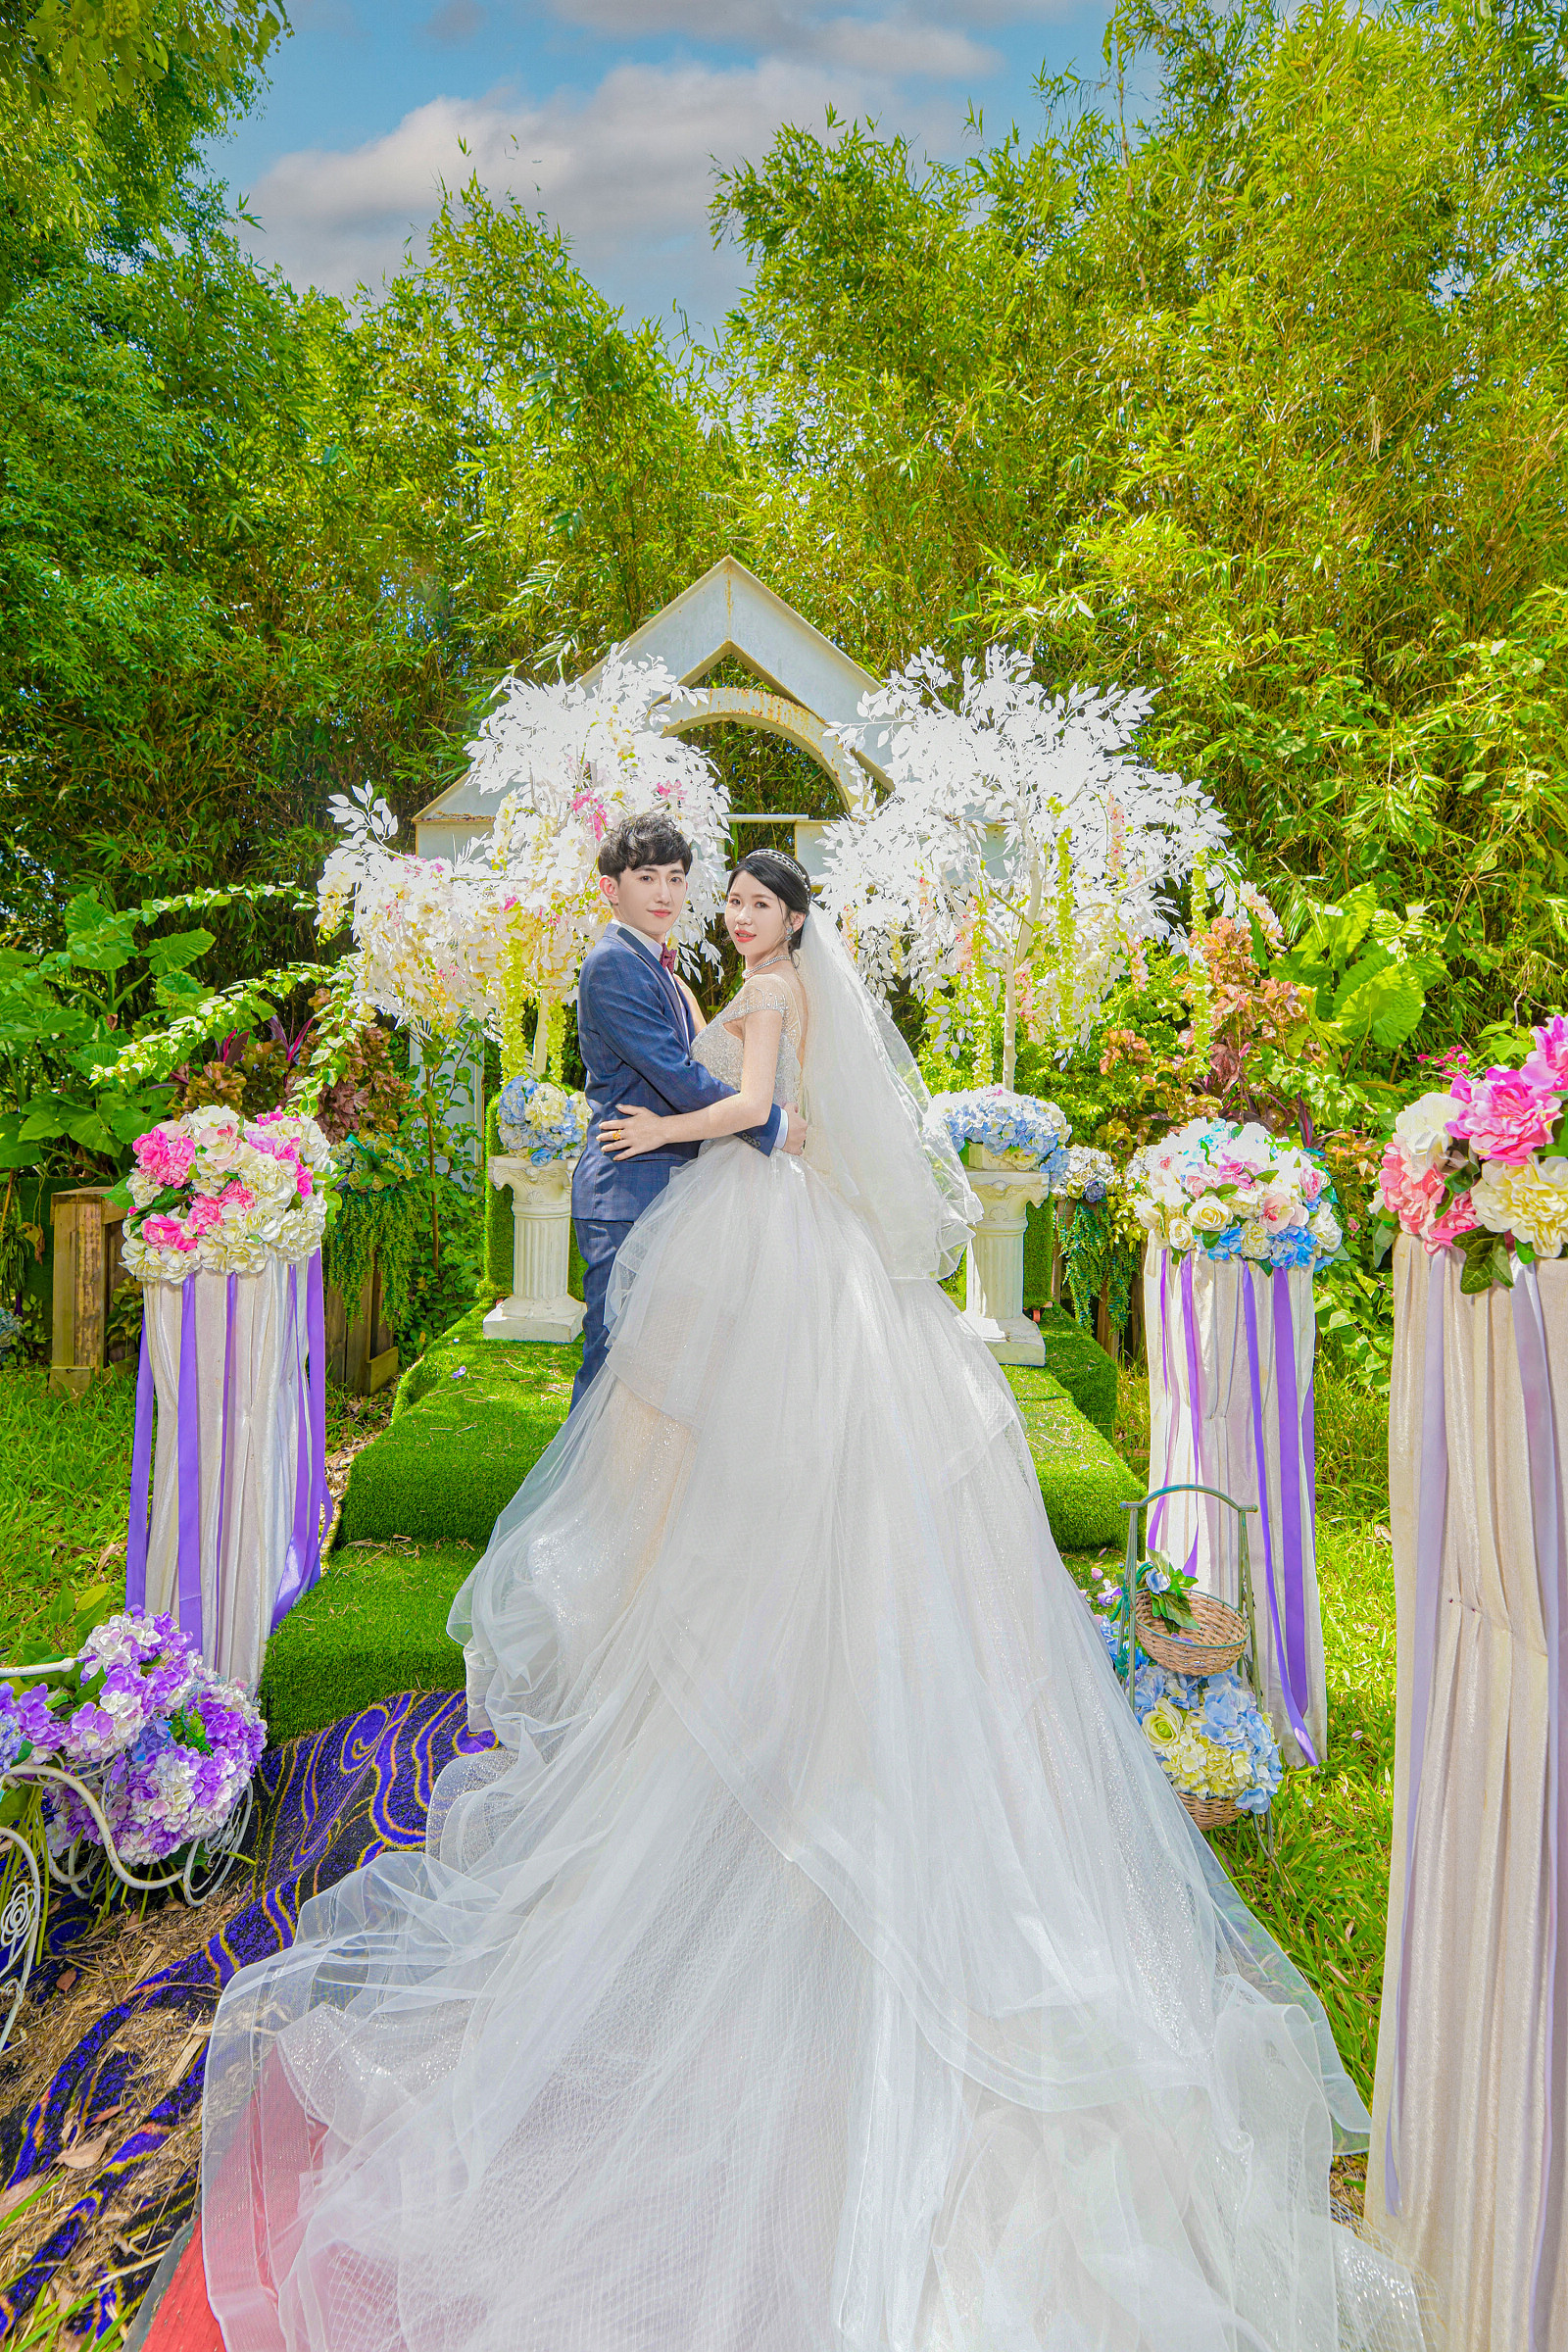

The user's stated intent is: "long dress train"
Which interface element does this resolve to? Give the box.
[203,965,1428,2351]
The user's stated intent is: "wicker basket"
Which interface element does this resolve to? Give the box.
[1177,1788,1244,1832]
[1134,1588,1247,1677]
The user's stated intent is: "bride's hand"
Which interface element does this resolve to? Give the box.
[602,1103,668,1159]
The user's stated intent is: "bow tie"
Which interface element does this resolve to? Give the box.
[660,945,677,973]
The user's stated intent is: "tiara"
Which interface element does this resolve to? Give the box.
[743,847,812,888]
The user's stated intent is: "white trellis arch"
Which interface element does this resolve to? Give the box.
[413,557,891,873]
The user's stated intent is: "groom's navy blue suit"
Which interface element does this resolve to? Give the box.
[571,923,782,1407]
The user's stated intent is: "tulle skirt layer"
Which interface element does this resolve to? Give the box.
[203,1144,1428,2351]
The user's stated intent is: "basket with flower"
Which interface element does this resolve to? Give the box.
[1101,1484,1281,1837]
[114,1107,338,1689]
[0,1611,267,2053]
[1126,1123,1333,1769]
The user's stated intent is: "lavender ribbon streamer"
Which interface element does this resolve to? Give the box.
[175,1273,203,1649]
[1383,1250,1449,2218]
[1242,1266,1318,1767]
[1148,1253,1175,1552]
[1510,1266,1567,2350]
[214,1271,236,1593]
[1271,1268,1318,1767]
[124,1319,155,1613]
[270,1252,329,1633]
[1166,1251,1207,1576]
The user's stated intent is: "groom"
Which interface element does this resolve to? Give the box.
[570,813,805,1408]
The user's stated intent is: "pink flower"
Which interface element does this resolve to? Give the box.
[1257,1186,1299,1233]
[133,1127,197,1188]
[1447,1068,1560,1167]
[1427,1193,1479,1251]
[1379,1145,1446,1237]
[1300,1167,1324,1203]
[218,1181,255,1211]
[141,1214,196,1251]
[295,1166,314,1197]
[185,1195,225,1236]
[1522,1016,1568,1098]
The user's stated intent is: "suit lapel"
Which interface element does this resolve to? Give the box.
[618,926,689,1043]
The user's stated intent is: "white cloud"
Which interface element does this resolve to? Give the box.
[240,50,965,318]
[545,2,998,77]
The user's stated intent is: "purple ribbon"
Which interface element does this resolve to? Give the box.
[1384,1250,1449,2218]
[270,1253,329,1633]
[124,1317,156,1613]
[1510,1266,1567,2351]
[175,1273,204,1649]
[1242,1265,1318,1767]
[1148,1253,1176,1552]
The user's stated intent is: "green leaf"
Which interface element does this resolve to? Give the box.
[18,1107,68,1141]
[145,928,216,976]
[1334,960,1426,1051]
[65,892,139,974]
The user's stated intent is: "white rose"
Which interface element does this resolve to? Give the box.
[1393,1090,1465,1169]
[1310,1206,1342,1249]
[1189,1195,1229,1233]
[1167,1213,1195,1251]
[1240,1221,1273,1261]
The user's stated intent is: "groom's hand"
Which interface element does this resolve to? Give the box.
[781,1107,807,1154]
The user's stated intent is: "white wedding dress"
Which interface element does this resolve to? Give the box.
[203,925,1430,2352]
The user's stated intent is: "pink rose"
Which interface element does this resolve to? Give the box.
[1447,1068,1560,1167]
[1300,1167,1324,1203]
[1522,1016,1568,1098]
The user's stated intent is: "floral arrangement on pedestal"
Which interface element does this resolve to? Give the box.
[120,1106,337,1284]
[1094,1582,1283,1816]
[0,1611,266,1872]
[496,1075,591,1165]
[930,1087,1070,1171]
[819,645,1233,1088]
[1127,1116,1343,1272]
[1375,1020,1568,1289]
[318,658,734,1082]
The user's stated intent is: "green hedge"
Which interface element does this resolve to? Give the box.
[340,1307,580,1546]
[1032,1300,1118,1443]
[1005,1363,1143,1549]
[257,1539,478,1742]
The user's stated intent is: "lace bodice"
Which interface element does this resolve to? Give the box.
[692,974,804,1107]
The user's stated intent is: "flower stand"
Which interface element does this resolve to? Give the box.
[128,1255,329,1692]
[1368,1238,1568,2352]
[962,1146,1050,1366]
[483,1153,586,1346]
[1143,1243,1326,1769]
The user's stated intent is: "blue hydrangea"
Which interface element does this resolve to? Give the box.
[497,1075,591,1166]
[928,1087,1070,1169]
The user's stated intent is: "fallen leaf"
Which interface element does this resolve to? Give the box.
[57,2106,121,2172]
[0,2176,44,2223]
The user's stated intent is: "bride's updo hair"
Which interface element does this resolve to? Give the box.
[733,848,811,958]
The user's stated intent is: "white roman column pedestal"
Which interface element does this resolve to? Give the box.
[963,1147,1050,1366]
[482,1152,586,1345]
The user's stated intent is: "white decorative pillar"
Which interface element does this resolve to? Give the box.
[963,1147,1050,1366]
[483,1153,585,1345]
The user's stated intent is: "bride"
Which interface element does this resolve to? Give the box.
[203,852,1429,2351]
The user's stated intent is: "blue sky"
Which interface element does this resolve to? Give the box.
[211,0,1119,330]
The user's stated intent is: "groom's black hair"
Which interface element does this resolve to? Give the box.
[598,814,693,877]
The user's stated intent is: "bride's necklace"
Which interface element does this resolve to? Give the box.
[748,948,792,977]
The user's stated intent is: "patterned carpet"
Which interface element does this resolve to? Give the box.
[0,1692,493,2341]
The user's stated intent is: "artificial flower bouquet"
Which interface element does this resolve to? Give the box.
[930,1087,1118,1200]
[496,1074,590,1165]
[1094,1587,1283,1816]
[120,1107,336,1285]
[1127,1116,1342,1272]
[1376,1021,1568,1291]
[0,1611,266,1866]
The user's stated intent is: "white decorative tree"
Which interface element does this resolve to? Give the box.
[820,648,1232,1091]
[318,657,734,1078]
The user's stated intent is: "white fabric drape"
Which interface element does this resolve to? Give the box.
[140,1262,307,1690]
[1368,1237,1568,2351]
[1143,1244,1328,1768]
